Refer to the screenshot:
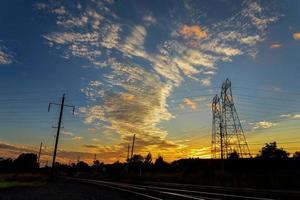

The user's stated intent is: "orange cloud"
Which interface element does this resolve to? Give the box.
[270,43,281,49]
[179,25,207,39]
[183,98,197,110]
[121,93,135,101]
[293,32,300,40]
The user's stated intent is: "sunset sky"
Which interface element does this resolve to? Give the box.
[0,0,300,165]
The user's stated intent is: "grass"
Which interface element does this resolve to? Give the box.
[0,180,45,189]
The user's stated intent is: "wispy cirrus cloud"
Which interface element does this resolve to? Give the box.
[0,43,14,65]
[36,0,280,162]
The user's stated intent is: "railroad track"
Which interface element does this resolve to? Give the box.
[69,178,281,200]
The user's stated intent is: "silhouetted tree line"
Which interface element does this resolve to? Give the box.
[0,153,38,173]
[1,142,300,189]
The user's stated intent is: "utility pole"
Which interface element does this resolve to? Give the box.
[37,142,43,167]
[131,134,135,159]
[48,94,75,168]
[127,144,130,161]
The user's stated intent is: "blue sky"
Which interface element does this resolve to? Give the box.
[0,0,300,164]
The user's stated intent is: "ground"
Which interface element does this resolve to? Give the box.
[0,179,142,200]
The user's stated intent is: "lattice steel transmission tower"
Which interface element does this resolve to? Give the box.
[211,94,223,159]
[211,79,251,158]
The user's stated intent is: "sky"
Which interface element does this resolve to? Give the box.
[0,0,300,165]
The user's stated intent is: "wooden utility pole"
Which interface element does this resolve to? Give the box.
[131,134,135,159]
[127,144,130,161]
[48,94,75,168]
[37,142,43,167]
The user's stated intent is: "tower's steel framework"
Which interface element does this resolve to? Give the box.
[212,79,251,158]
[211,94,223,159]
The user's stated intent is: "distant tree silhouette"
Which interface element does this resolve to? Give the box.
[154,155,168,169]
[293,151,300,158]
[131,154,144,163]
[257,142,289,159]
[0,158,13,172]
[144,152,152,164]
[228,150,239,159]
[14,153,38,172]
[92,160,104,168]
[76,161,90,172]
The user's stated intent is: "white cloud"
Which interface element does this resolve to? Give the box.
[280,113,300,119]
[0,51,12,65]
[0,45,13,65]
[142,14,157,24]
[200,77,211,87]
[34,3,47,10]
[242,1,278,31]
[253,121,277,129]
[101,24,121,49]
[53,6,66,15]
[240,35,261,46]
[62,131,74,136]
[80,105,105,124]
[71,136,83,140]
[43,32,101,60]
[92,138,100,142]
[121,26,147,58]
[293,114,300,119]
[57,15,89,27]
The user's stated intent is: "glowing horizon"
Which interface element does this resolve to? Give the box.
[0,0,300,165]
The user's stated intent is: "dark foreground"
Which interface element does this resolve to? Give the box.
[1,178,300,200]
[0,179,142,200]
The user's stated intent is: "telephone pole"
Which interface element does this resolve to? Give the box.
[127,144,130,161]
[131,134,135,159]
[48,94,75,168]
[37,142,43,167]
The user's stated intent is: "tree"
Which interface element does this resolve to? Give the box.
[155,155,166,167]
[257,142,289,159]
[131,154,144,163]
[144,152,152,164]
[14,153,38,172]
[76,161,90,172]
[0,158,13,172]
[92,160,103,167]
[228,150,239,159]
[293,151,300,158]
